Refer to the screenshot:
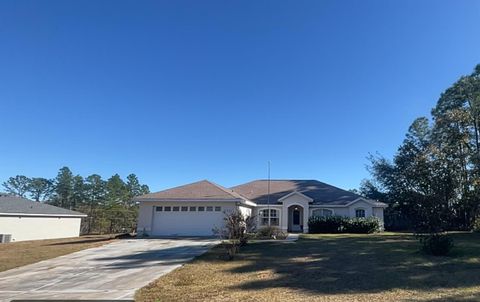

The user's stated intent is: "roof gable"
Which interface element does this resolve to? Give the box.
[135,180,245,201]
[278,191,314,203]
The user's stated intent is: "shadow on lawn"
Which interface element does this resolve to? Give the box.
[227,233,480,295]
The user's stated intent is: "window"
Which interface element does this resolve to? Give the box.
[206,206,213,212]
[215,206,221,212]
[312,209,333,217]
[190,206,196,211]
[155,206,163,212]
[198,206,205,211]
[181,206,188,212]
[164,206,171,211]
[259,209,279,226]
[355,209,366,218]
[173,206,180,212]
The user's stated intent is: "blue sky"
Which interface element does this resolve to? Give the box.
[0,1,479,192]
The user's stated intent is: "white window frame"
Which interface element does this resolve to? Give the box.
[259,208,279,226]
[355,208,366,218]
[312,208,334,217]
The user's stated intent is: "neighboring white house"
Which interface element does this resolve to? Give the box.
[136,179,388,236]
[0,194,87,242]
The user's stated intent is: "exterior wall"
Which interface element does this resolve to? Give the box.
[309,207,348,217]
[0,216,82,242]
[347,200,374,217]
[137,201,242,236]
[238,205,253,217]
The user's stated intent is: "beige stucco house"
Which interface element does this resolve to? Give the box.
[0,194,86,242]
[136,179,387,236]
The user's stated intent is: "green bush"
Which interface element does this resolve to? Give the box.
[308,216,381,234]
[419,233,454,256]
[343,217,381,234]
[473,218,480,232]
[308,216,344,233]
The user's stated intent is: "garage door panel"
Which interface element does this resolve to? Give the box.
[152,210,225,236]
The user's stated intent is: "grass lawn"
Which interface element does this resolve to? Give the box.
[0,235,115,272]
[136,232,480,302]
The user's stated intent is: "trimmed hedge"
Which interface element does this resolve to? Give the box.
[308,216,381,234]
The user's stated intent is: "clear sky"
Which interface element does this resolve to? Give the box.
[0,1,479,192]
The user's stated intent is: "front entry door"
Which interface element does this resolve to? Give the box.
[291,209,301,232]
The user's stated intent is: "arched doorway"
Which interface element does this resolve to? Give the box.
[288,205,304,232]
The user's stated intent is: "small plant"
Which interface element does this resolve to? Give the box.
[213,210,252,260]
[419,233,454,256]
[256,226,287,239]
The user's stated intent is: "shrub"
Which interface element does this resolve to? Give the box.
[308,216,344,233]
[213,210,252,260]
[308,216,381,234]
[473,218,480,233]
[419,233,454,256]
[343,217,381,234]
[256,226,287,239]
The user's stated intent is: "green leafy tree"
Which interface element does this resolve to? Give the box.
[366,64,480,231]
[28,178,54,202]
[2,175,31,197]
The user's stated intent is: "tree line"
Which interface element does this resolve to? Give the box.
[362,64,480,232]
[2,167,150,234]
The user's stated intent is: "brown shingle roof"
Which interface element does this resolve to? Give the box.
[135,180,245,201]
[231,179,378,206]
[0,195,86,216]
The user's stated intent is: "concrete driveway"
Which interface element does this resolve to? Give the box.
[0,238,218,301]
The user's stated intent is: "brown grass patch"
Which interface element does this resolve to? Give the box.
[0,235,115,272]
[136,232,480,302]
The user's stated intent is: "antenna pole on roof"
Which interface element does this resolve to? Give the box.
[267,161,271,226]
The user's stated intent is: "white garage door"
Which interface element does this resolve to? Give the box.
[151,205,225,236]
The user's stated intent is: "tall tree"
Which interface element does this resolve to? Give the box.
[84,174,106,207]
[71,175,86,209]
[105,174,129,206]
[53,167,74,208]
[28,178,54,202]
[126,174,150,203]
[2,175,31,197]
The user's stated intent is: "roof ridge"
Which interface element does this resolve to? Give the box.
[204,180,246,200]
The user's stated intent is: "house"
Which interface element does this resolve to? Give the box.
[136,179,388,236]
[0,194,87,242]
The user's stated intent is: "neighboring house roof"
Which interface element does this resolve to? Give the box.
[0,194,87,217]
[231,179,386,206]
[134,180,246,202]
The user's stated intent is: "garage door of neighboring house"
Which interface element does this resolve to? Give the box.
[151,205,225,236]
